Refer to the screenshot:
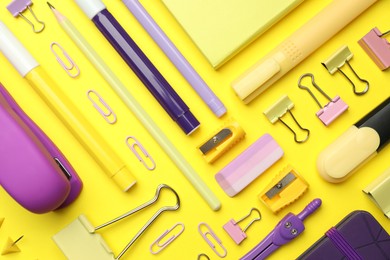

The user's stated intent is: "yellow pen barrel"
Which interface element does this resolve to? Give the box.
[26,67,136,191]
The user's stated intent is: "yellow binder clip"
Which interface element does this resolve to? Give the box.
[197,120,245,163]
[258,165,309,213]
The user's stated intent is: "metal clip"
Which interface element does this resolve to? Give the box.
[150,222,185,254]
[53,184,180,260]
[126,136,156,171]
[258,165,309,213]
[198,120,245,164]
[198,253,211,260]
[322,45,369,95]
[7,0,45,33]
[264,95,310,143]
[198,222,227,258]
[298,73,348,126]
[87,90,117,124]
[358,27,390,70]
[50,42,80,78]
[223,208,261,244]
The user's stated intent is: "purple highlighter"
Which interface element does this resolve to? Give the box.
[0,83,82,213]
[74,0,200,135]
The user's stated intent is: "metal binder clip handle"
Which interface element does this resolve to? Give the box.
[7,0,45,33]
[87,90,117,124]
[50,42,80,78]
[126,136,156,171]
[198,222,227,258]
[149,222,185,254]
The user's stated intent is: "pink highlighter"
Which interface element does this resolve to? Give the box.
[0,83,82,213]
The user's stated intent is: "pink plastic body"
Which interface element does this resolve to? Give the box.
[215,134,283,197]
[359,27,390,70]
[316,96,348,126]
[223,219,247,244]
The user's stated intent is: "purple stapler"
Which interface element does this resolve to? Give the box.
[0,83,82,214]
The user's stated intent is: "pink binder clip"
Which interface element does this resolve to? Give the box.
[150,222,185,254]
[126,136,156,171]
[358,27,390,71]
[223,208,261,245]
[87,90,117,124]
[298,73,348,126]
[198,222,227,258]
[50,42,80,78]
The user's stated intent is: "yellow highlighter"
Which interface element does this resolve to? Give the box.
[0,21,135,191]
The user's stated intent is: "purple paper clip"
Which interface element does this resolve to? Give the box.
[223,208,261,245]
[126,136,156,171]
[198,222,227,258]
[298,73,348,126]
[87,90,117,124]
[50,42,80,78]
[7,0,45,33]
[358,27,390,71]
[150,222,185,254]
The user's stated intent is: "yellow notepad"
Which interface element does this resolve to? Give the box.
[162,0,303,69]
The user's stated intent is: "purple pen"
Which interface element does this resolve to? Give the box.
[121,0,226,117]
[74,0,200,135]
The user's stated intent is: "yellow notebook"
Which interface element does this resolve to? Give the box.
[162,0,303,69]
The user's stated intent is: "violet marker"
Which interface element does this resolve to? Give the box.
[241,199,322,260]
[120,0,227,117]
[74,0,200,135]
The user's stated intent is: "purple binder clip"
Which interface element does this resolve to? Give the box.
[240,199,321,260]
[7,0,45,33]
[358,27,390,71]
[298,73,348,126]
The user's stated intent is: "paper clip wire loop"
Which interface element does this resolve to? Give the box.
[150,222,185,254]
[126,136,156,171]
[87,90,117,124]
[50,42,80,78]
[198,222,227,258]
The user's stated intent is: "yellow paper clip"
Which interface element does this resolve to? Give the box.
[258,165,309,213]
[197,120,245,163]
[264,95,310,143]
[50,42,80,78]
[87,90,117,124]
[198,222,227,258]
[150,222,185,254]
[126,136,156,171]
[322,45,369,95]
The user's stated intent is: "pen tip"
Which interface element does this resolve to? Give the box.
[47,2,55,10]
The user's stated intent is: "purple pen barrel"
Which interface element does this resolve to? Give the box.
[297,198,322,221]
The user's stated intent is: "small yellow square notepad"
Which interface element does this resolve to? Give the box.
[162,0,303,69]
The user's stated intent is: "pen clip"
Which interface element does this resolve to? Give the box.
[50,42,80,78]
[150,222,185,254]
[126,136,156,171]
[87,90,117,124]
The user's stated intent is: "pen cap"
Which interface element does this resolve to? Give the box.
[74,0,106,19]
[0,21,38,77]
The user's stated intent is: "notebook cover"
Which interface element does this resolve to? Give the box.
[298,211,390,259]
[161,0,303,69]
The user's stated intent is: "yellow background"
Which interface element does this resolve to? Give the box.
[0,0,389,259]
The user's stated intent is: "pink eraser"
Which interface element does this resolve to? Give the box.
[223,220,247,244]
[215,134,283,197]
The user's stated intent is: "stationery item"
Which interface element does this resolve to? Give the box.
[258,165,309,213]
[0,21,136,192]
[126,136,156,171]
[50,42,80,78]
[264,95,310,143]
[162,0,303,69]
[0,82,82,213]
[7,0,44,33]
[241,198,322,260]
[87,90,117,124]
[53,184,180,260]
[215,134,284,197]
[150,222,185,254]
[298,73,348,126]
[1,236,23,255]
[198,254,211,260]
[48,4,221,211]
[322,45,369,95]
[363,167,390,218]
[223,208,261,245]
[358,27,390,70]
[74,0,200,136]
[317,97,390,183]
[198,120,246,164]
[297,211,390,259]
[121,0,226,117]
[198,222,227,258]
[231,0,377,104]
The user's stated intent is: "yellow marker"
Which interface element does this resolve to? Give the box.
[258,165,308,213]
[0,21,136,191]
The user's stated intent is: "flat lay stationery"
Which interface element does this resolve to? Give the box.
[0,0,390,259]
